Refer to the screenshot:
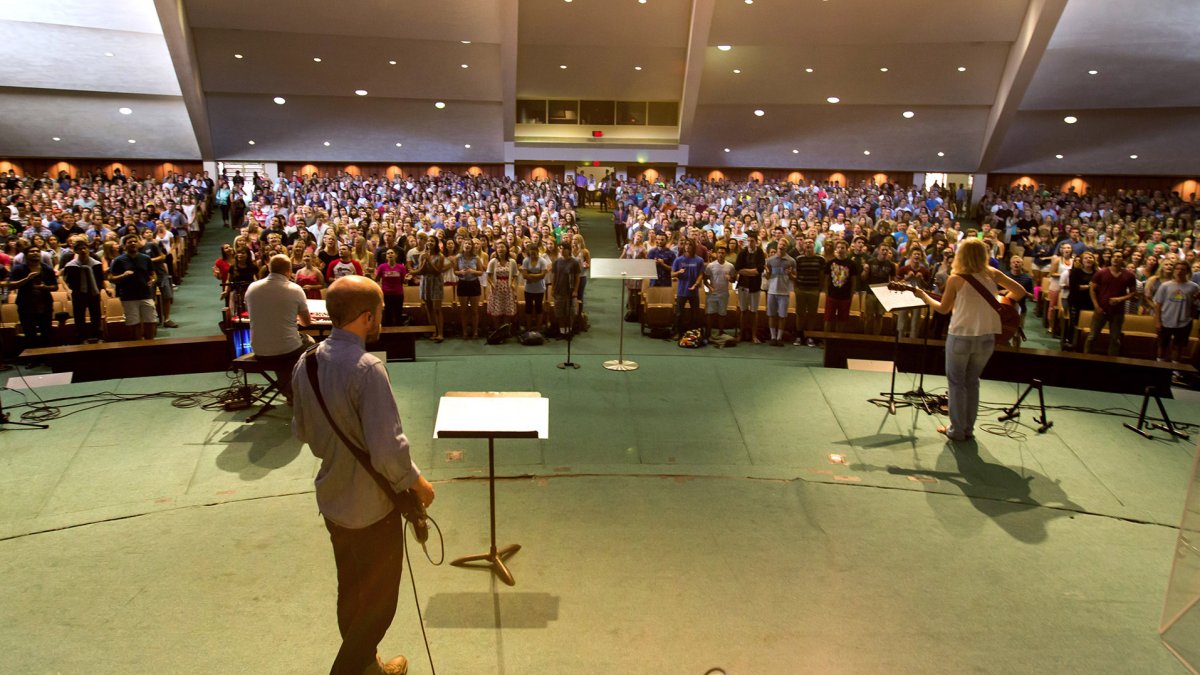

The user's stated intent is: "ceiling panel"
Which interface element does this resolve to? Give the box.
[993,109,1200,176]
[0,0,164,33]
[709,0,1028,46]
[518,0,691,48]
[697,43,1010,106]
[206,94,504,162]
[1021,0,1200,111]
[517,45,686,100]
[185,0,502,43]
[0,91,199,159]
[0,20,180,95]
[194,29,502,101]
[689,104,990,171]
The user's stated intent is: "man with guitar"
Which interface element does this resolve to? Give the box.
[896,238,1027,442]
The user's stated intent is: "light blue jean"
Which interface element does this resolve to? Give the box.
[945,333,995,440]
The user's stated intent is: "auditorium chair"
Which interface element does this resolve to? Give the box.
[639,286,674,336]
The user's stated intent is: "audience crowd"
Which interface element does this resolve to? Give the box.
[3,166,1197,369]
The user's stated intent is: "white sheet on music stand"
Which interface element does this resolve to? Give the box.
[870,283,927,312]
[7,371,73,389]
[434,396,549,439]
[590,258,658,281]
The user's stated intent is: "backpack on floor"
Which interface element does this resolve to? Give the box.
[677,329,706,349]
[518,331,545,346]
[487,323,511,345]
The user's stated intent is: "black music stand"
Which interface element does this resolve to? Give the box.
[867,284,925,415]
[435,392,548,586]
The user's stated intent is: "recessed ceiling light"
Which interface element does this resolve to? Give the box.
[323,141,331,146]
[273,97,286,105]
[118,107,132,115]
[559,64,568,69]
[638,0,647,4]
[461,40,472,44]
[234,54,243,59]
[248,140,255,145]
[389,60,397,65]
[723,148,731,153]
[1055,154,1064,159]
[879,67,889,72]
[732,69,741,74]
[1129,154,1138,159]
[52,137,61,141]
[355,89,368,96]
[461,63,469,68]
[464,144,471,149]
[792,149,799,154]
[1063,115,1078,124]
[754,109,765,117]
[128,139,136,144]
[634,66,642,71]
[564,0,572,3]
[902,111,915,119]
[745,0,754,3]
[313,57,322,62]
[1087,69,1098,75]
[435,101,446,109]
[805,68,813,73]
[395,142,402,147]
[717,45,732,51]
[863,150,871,155]
[104,52,114,57]
[957,66,966,72]
[826,96,840,103]
[937,152,945,157]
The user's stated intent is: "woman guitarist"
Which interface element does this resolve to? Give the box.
[908,238,1027,442]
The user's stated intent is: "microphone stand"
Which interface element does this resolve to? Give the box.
[904,305,939,414]
[557,296,580,370]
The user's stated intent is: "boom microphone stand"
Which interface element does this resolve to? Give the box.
[557,297,580,370]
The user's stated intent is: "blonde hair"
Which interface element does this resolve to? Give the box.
[952,238,989,276]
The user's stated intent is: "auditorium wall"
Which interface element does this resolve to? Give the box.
[989,173,1200,197]
[278,162,505,180]
[0,158,202,181]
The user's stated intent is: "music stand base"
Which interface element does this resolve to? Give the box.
[868,395,913,415]
[556,362,580,370]
[451,544,521,586]
[603,359,638,371]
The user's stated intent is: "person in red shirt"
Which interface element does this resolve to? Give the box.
[326,243,363,281]
[1085,251,1136,356]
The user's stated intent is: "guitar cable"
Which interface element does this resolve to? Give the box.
[404,510,444,675]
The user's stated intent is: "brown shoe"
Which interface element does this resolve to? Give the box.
[363,654,408,675]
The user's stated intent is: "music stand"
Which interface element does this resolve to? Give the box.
[867,284,926,415]
[435,392,549,586]
[591,258,657,371]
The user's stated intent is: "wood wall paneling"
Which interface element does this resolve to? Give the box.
[278,162,506,180]
[0,158,202,181]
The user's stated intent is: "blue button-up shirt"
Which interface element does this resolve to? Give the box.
[292,328,421,529]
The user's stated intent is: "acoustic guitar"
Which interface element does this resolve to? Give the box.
[887,279,1023,343]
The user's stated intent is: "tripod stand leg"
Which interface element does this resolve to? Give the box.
[1151,392,1190,440]
[1123,387,1155,439]
[1033,380,1053,433]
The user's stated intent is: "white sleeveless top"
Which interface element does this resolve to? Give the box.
[1052,257,1072,293]
[948,272,1001,337]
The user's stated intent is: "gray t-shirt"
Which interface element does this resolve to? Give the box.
[705,260,735,296]
[1154,280,1200,328]
[765,253,796,296]
[522,255,549,293]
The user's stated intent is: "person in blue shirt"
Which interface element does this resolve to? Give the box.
[647,232,676,287]
[671,239,705,339]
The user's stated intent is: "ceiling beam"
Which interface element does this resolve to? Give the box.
[976,0,1068,172]
[677,0,716,151]
[500,0,518,143]
[153,0,214,159]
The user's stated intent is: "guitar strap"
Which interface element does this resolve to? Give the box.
[302,345,408,511]
[958,273,1003,313]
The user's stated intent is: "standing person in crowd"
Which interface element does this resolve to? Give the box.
[141,228,177,328]
[896,248,932,339]
[822,239,860,334]
[374,249,407,327]
[551,238,581,338]
[619,231,648,319]
[1153,260,1200,365]
[245,255,312,404]
[910,238,1027,443]
[290,275,435,675]
[1047,242,1073,335]
[229,186,247,231]
[486,240,517,336]
[671,239,705,340]
[327,244,363,282]
[454,239,484,339]
[520,240,549,334]
[1085,251,1136,356]
[762,239,796,346]
[572,234,591,319]
[861,244,897,336]
[215,179,231,227]
[417,239,447,342]
[703,243,735,340]
[735,232,765,343]
[296,252,327,300]
[647,232,675,289]
[793,238,826,345]
[1065,251,1097,350]
[8,245,58,348]
[62,239,106,343]
[1007,255,1035,347]
[109,234,158,340]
